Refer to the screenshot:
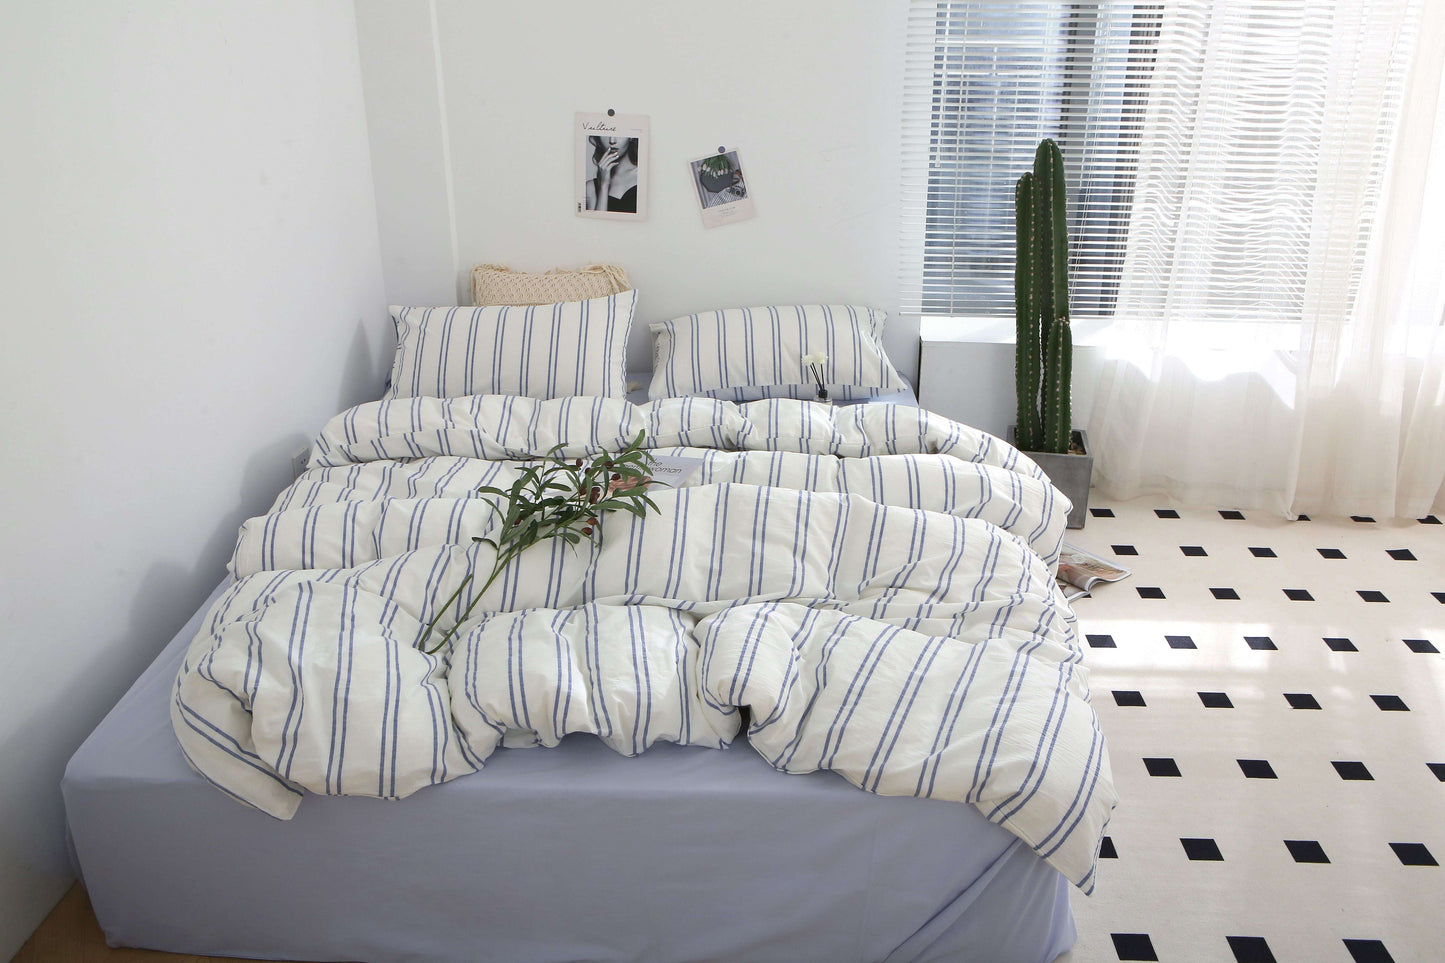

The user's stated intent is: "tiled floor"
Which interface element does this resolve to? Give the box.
[1055,498,1444,963]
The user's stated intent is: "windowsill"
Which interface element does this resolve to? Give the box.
[917,314,1444,360]
[915,315,1118,347]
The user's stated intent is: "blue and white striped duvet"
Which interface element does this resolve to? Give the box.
[173,395,1116,892]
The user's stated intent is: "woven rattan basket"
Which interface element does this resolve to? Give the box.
[471,263,630,307]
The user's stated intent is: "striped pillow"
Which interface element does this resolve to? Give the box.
[387,290,635,400]
[648,304,903,401]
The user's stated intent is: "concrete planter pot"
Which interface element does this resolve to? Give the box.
[1009,427,1093,530]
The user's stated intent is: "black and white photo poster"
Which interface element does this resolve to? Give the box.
[576,112,649,220]
[690,149,756,228]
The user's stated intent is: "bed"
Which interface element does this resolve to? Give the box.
[64,297,1114,963]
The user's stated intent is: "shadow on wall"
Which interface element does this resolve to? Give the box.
[337,315,389,413]
[0,551,249,936]
[141,316,389,638]
[121,315,388,682]
[27,315,388,930]
[17,317,388,935]
[35,437,313,881]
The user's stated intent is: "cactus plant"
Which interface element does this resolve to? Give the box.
[1014,138,1073,454]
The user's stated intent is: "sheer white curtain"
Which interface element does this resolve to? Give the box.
[1089,0,1445,517]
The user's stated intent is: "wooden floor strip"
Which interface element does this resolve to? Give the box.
[9,884,303,963]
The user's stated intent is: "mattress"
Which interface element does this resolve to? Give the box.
[65,578,1075,963]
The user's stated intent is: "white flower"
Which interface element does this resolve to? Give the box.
[802,351,828,367]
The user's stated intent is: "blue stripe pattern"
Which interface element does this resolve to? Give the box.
[173,393,1113,893]
[647,305,903,401]
[386,290,635,401]
[305,393,1053,487]
[234,448,1067,577]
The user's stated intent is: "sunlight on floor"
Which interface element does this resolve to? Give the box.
[1055,497,1443,963]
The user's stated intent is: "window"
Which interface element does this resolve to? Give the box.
[903,2,1164,318]
[901,1,1419,333]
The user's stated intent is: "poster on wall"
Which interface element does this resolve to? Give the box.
[689,148,756,228]
[576,112,649,220]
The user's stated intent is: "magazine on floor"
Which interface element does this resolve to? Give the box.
[1057,542,1132,601]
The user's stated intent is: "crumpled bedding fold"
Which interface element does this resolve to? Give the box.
[174,394,1113,892]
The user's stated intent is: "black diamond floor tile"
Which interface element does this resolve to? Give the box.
[1111,933,1159,961]
[1317,547,1347,559]
[1324,637,1358,652]
[1219,510,1246,520]
[1112,544,1139,556]
[1181,545,1207,556]
[1343,939,1396,963]
[1285,839,1330,863]
[1387,548,1416,560]
[1244,635,1277,650]
[1144,757,1181,777]
[1226,935,1277,963]
[1090,507,1116,518]
[1113,690,1147,707]
[1284,588,1315,601]
[1087,634,1117,648]
[1166,634,1197,649]
[1198,691,1233,708]
[1285,693,1321,710]
[1403,638,1439,653]
[1211,587,1241,599]
[1137,586,1166,599]
[1155,509,1180,519]
[1389,842,1438,866]
[1248,546,1277,557]
[1099,836,1118,859]
[1351,515,1377,523]
[1358,590,1390,603]
[1429,763,1445,781]
[1180,837,1223,860]
[1238,759,1277,779]
[1332,761,1373,780]
[1371,694,1409,711]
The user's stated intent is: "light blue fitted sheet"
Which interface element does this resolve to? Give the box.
[64,577,1075,963]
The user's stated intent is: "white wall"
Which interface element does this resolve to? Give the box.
[0,2,387,954]
[354,0,916,381]
[918,319,1114,439]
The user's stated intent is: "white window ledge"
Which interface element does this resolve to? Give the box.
[915,314,1118,348]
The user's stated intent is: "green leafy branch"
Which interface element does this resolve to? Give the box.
[415,431,659,654]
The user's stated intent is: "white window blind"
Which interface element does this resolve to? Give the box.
[900,1,1418,328]
[901,1,1166,317]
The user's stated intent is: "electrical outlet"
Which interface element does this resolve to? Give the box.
[291,447,311,479]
